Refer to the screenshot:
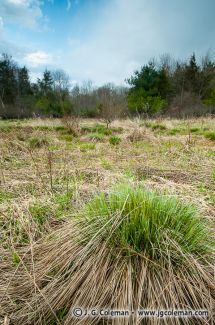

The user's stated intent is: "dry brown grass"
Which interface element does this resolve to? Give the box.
[0,117,214,324]
[0,207,214,324]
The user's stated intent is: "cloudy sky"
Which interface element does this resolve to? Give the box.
[0,0,215,85]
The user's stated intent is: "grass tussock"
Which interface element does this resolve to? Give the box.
[88,132,105,141]
[205,131,215,141]
[127,128,146,142]
[109,135,121,145]
[83,185,213,259]
[1,185,214,324]
[28,137,49,148]
[82,124,123,136]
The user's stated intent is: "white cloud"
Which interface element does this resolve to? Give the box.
[30,70,42,82]
[67,0,79,11]
[0,0,214,86]
[0,0,42,28]
[24,51,53,67]
[67,0,71,11]
[63,0,215,85]
[0,17,4,28]
[8,0,28,4]
[65,0,153,84]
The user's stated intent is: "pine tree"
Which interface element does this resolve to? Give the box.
[0,53,18,106]
[18,66,31,96]
[37,69,53,96]
[185,53,200,94]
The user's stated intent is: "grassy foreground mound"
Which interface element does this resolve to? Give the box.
[0,185,214,324]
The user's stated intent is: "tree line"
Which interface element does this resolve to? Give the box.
[0,52,215,119]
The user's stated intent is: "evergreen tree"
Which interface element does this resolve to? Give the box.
[0,53,18,106]
[127,62,168,114]
[37,69,53,95]
[18,66,32,96]
[185,53,200,94]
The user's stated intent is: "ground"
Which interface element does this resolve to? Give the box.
[0,116,215,324]
[0,117,214,244]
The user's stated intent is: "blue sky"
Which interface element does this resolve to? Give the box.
[0,0,215,85]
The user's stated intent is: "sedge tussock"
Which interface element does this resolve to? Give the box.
[0,185,214,324]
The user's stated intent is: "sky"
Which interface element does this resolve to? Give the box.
[0,0,215,86]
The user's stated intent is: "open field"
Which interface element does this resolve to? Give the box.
[0,117,214,324]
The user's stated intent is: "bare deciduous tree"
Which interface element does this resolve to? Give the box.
[97,83,127,128]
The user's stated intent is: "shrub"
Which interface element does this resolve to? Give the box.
[109,135,121,145]
[205,131,215,141]
[61,115,80,137]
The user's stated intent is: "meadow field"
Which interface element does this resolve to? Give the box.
[0,117,214,324]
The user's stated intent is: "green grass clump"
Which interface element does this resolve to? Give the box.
[29,137,48,148]
[168,128,180,135]
[36,126,53,131]
[79,143,95,152]
[143,121,153,128]
[83,185,213,262]
[109,135,121,145]
[212,168,215,181]
[53,190,73,216]
[100,158,112,170]
[0,190,15,203]
[111,126,123,133]
[4,185,214,323]
[143,122,167,131]
[93,124,112,135]
[88,132,104,141]
[17,133,26,141]
[54,126,66,132]
[190,127,199,133]
[82,124,123,136]
[0,125,12,132]
[204,131,215,141]
[82,124,112,135]
[59,134,73,142]
[29,204,52,225]
[12,251,20,266]
[151,124,167,131]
